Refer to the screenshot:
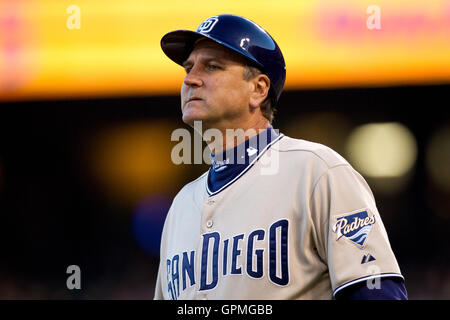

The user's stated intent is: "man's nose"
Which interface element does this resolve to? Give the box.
[183,66,203,87]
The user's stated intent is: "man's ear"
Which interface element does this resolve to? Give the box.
[249,74,270,110]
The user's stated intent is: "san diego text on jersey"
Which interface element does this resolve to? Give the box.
[166,219,289,300]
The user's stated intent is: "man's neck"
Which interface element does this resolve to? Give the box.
[205,119,270,155]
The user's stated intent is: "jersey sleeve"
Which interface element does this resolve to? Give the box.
[310,164,404,297]
[153,263,164,300]
[153,199,176,300]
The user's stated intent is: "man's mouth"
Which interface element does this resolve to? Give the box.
[187,97,202,103]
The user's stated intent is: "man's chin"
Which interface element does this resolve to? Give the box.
[181,115,198,127]
[182,112,207,127]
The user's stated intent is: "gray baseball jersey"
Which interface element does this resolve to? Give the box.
[154,129,403,300]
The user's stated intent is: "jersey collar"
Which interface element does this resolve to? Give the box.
[207,126,283,196]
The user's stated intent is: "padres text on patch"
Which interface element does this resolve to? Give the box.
[332,210,376,248]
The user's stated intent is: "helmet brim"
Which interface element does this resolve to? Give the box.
[161,30,264,70]
[160,30,203,66]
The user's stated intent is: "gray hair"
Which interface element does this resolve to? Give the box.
[243,65,276,124]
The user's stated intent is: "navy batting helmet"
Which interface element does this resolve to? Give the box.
[160,14,286,105]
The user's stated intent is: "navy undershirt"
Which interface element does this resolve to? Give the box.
[336,278,408,300]
[207,126,281,195]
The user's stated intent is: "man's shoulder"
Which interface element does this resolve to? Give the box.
[275,135,349,168]
[172,170,208,202]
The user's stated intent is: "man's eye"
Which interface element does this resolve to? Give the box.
[207,64,222,70]
[184,67,192,74]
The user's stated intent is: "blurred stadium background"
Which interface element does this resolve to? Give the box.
[0,0,449,299]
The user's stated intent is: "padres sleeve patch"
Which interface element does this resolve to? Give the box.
[332,209,376,249]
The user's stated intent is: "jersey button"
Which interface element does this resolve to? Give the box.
[206,220,213,228]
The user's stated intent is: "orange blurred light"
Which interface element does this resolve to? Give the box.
[1,0,450,101]
[426,125,450,193]
[85,120,187,207]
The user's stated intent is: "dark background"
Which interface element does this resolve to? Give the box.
[0,84,449,299]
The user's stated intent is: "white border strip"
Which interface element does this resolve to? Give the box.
[333,273,405,297]
[206,134,284,196]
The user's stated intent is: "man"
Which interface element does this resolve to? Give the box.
[154,14,407,300]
